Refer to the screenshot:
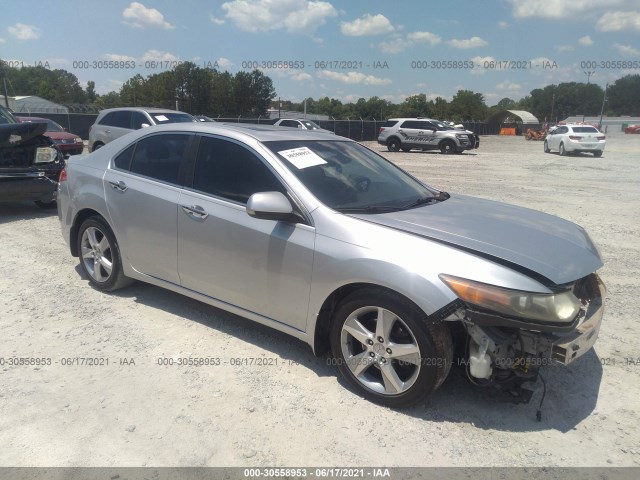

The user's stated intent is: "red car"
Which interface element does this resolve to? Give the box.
[625,124,640,134]
[16,116,84,156]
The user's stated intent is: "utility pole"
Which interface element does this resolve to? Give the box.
[599,82,608,131]
[582,70,595,122]
[0,59,10,108]
[550,93,555,125]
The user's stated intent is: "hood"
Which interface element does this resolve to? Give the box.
[44,131,79,141]
[350,194,602,285]
[0,122,47,147]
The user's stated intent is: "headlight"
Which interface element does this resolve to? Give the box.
[74,137,82,143]
[35,147,57,164]
[439,274,581,323]
[455,134,467,139]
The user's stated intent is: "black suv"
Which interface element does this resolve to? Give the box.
[0,105,65,207]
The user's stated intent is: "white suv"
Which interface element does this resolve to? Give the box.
[89,107,195,152]
[377,118,479,154]
[544,124,605,157]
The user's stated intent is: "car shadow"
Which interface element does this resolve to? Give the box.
[75,269,602,433]
[0,201,58,224]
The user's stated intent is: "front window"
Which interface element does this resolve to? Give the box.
[265,140,441,212]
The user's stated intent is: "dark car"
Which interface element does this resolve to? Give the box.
[0,105,65,208]
[16,116,84,157]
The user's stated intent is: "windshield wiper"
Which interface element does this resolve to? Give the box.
[400,191,450,210]
[335,205,404,214]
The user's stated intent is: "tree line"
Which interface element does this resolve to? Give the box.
[1,60,638,121]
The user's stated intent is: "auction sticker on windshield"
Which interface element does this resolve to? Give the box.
[154,115,169,122]
[277,147,327,169]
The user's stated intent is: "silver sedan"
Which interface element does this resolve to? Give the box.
[58,123,605,407]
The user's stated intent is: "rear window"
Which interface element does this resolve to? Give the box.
[382,120,398,128]
[571,126,599,133]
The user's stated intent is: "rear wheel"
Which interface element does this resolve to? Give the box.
[544,140,550,153]
[439,140,456,154]
[91,142,104,152]
[330,289,452,408]
[77,216,132,291]
[559,142,567,156]
[387,138,401,152]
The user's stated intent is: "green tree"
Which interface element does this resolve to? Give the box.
[607,75,640,116]
[449,90,487,121]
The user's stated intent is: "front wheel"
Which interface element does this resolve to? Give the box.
[439,140,456,154]
[593,151,603,157]
[77,216,132,291]
[330,289,452,408]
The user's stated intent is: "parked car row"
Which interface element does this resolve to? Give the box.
[57,121,606,408]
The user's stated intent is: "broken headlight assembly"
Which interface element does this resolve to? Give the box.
[439,274,581,324]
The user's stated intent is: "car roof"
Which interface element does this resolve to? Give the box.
[16,116,49,122]
[387,118,438,122]
[128,122,349,143]
[98,107,190,114]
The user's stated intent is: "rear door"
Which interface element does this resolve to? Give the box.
[104,132,194,284]
[177,135,315,330]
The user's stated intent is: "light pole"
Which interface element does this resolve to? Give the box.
[582,70,595,122]
[599,82,609,131]
[550,92,555,125]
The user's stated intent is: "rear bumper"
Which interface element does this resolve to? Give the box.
[0,175,58,202]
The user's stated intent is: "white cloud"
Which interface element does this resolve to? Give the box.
[0,38,5,44]
[209,14,225,25]
[508,0,627,18]
[555,44,575,52]
[123,2,175,29]
[292,72,313,82]
[341,14,394,36]
[8,23,40,40]
[317,70,392,86]
[613,43,640,56]
[496,80,522,92]
[222,0,337,34]
[96,79,124,95]
[217,57,233,68]
[596,11,640,31]
[448,36,488,49]
[578,35,594,46]
[379,31,441,53]
[498,21,509,29]
[104,53,137,62]
[141,50,179,62]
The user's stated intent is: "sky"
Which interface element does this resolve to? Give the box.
[1,0,639,106]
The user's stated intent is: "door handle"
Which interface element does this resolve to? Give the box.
[108,180,128,192]
[181,204,209,220]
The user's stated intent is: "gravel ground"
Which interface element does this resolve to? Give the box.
[0,134,639,468]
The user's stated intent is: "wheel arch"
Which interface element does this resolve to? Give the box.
[312,282,445,356]
[70,208,111,257]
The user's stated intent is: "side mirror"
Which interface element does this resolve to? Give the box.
[141,123,150,128]
[246,191,296,222]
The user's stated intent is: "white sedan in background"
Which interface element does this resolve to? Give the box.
[273,118,334,134]
[544,124,606,157]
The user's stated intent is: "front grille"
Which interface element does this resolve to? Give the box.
[467,134,476,147]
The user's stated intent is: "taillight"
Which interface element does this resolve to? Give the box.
[58,168,68,182]
[569,135,582,140]
[379,127,385,134]
[597,135,606,140]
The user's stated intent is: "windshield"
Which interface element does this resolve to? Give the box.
[432,120,454,131]
[301,120,321,130]
[151,112,195,124]
[0,105,17,124]
[45,120,65,132]
[265,140,440,212]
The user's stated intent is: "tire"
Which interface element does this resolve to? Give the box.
[401,147,411,152]
[77,216,132,291]
[593,151,602,157]
[544,140,550,153]
[91,142,104,152]
[34,199,57,209]
[559,142,566,156]
[439,140,456,154]
[330,289,453,408]
[387,138,401,152]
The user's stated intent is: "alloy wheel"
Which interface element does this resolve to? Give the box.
[80,226,114,283]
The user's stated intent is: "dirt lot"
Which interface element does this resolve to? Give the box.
[1,134,639,468]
